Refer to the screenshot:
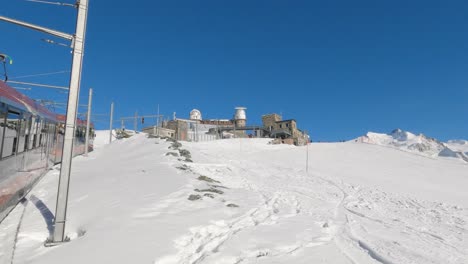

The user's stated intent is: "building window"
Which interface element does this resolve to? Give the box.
[279,124,282,128]
[286,123,289,128]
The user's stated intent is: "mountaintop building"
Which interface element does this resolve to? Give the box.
[142,107,308,146]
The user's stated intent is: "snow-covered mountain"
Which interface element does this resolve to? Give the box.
[447,140,468,154]
[354,129,467,162]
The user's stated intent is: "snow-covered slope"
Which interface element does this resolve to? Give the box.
[92,130,121,149]
[447,140,468,154]
[355,129,466,161]
[1,133,467,264]
[92,130,112,149]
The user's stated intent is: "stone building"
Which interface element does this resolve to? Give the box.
[142,108,308,145]
[141,126,175,138]
[166,119,190,141]
[162,107,249,141]
[262,114,308,146]
[200,119,233,126]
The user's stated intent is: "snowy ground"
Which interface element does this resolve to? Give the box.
[0,133,467,264]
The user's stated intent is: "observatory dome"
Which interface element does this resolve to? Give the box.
[234,107,247,120]
[190,109,202,121]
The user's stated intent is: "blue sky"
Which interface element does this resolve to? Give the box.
[1,0,467,141]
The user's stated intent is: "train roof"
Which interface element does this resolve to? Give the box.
[0,81,90,126]
[0,80,56,119]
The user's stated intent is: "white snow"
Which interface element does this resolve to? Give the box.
[1,132,467,264]
[354,129,468,162]
[447,140,468,154]
[92,130,119,149]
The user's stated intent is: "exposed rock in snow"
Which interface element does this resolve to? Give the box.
[438,147,459,158]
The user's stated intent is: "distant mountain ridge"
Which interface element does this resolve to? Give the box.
[354,129,468,162]
[447,140,468,153]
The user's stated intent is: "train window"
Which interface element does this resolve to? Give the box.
[17,116,28,154]
[35,118,41,148]
[39,120,47,146]
[49,122,56,141]
[23,116,32,151]
[39,122,43,147]
[0,110,6,157]
[76,126,84,139]
[27,116,34,150]
[32,118,38,148]
[2,111,20,158]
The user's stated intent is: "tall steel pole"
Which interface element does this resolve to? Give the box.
[84,88,92,156]
[156,104,160,127]
[109,102,114,144]
[306,142,309,173]
[134,111,138,132]
[53,0,89,243]
[156,104,160,136]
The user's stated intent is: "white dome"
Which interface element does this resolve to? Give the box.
[234,107,247,120]
[190,109,202,120]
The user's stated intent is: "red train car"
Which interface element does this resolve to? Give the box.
[0,80,94,222]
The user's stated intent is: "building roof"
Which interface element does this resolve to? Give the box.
[276,119,296,123]
[261,113,282,117]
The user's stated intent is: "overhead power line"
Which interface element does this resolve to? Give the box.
[25,0,76,7]
[7,80,69,90]
[10,70,70,80]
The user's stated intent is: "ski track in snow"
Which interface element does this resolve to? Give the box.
[154,157,346,264]
[154,144,468,264]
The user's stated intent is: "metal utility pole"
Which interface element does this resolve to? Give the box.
[305,130,309,174]
[156,104,160,136]
[0,19,87,244]
[84,88,92,156]
[156,104,160,127]
[54,0,89,243]
[134,111,138,132]
[121,114,163,135]
[109,102,114,144]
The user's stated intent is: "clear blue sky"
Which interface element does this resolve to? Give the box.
[1,0,467,141]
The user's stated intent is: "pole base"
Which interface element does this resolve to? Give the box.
[44,236,70,247]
